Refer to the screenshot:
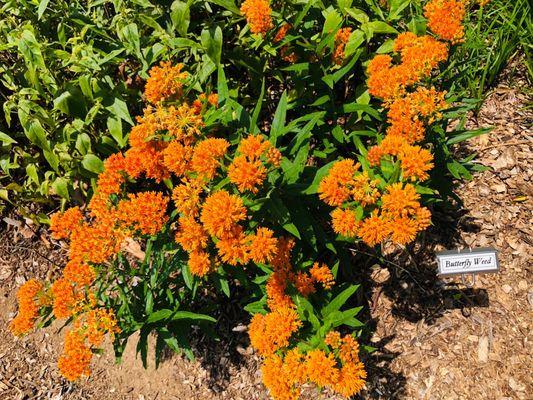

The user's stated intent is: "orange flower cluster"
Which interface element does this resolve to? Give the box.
[245,234,364,399]
[241,0,273,35]
[259,332,366,399]
[424,0,466,44]
[58,308,120,381]
[333,27,352,64]
[367,32,448,101]
[228,135,281,193]
[144,61,188,104]
[9,279,43,335]
[319,160,431,246]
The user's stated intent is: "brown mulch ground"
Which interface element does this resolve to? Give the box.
[1,66,531,399]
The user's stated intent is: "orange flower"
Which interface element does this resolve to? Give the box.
[261,355,300,400]
[305,349,339,387]
[273,23,291,43]
[144,61,188,103]
[266,270,293,309]
[282,348,308,385]
[380,183,420,218]
[367,34,448,101]
[248,306,301,356]
[270,237,295,272]
[386,87,447,143]
[266,147,282,166]
[331,207,359,237]
[150,104,204,143]
[293,272,316,297]
[191,138,229,180]
[248,227,278,264]
[50,207,83,240]
[238,134,271,161]
[367,135,409,166]
[188,250,213,277]
[359,214,390,246]
[175,216,208,252]
[309,262,335,289]
[58,330,92,381]
[413,206,432,231]
[333,362,367,397]
[9,279,43,336]
[333,27,352,64]
[352,171,381,206]
[117,192,169,235]
[64,258,96,288]
[241,0,273,35]
[389,216,419,244]
[162,141,193,176]
[228,155,267,193]
[84,308,120,347]
[51,278,78,319]
[398,144,434,181]
[325,331,342,349]
[339,335,361,364]
[215,226,250,266]
[172,177,204,217]
[200,190,247,238]
[424,0,465,44]
[318,159,358,206]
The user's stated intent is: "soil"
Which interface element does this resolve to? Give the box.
[0,66,531,400]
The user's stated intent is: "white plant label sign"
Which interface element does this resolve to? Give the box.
[436,247,499,276]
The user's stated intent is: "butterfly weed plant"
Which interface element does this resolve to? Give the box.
[9,0,495,399]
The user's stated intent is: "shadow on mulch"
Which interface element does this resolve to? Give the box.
[346,200,493,399]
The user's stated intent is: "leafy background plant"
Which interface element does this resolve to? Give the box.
[2,0,517,219]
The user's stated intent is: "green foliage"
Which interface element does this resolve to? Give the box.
[442,0,532,103]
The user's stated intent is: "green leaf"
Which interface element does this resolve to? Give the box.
[37,0,51,20]
[182,262,194,290]
[52,177,69,200]
[303,161,336,194]
[206,0,240,14]
[107,117,126,147]
[0,131,17,145]
[26,120,50,151]
[146,309,173,324]
[171,311,216,323]
[82,154,104,174]
[321,284,359,316]
[171,1,191,36]
[446,128,491,145]
[322,8,343,35]
[43,149,59,172]
[270,91,288,145]
[107,98,133,125]
[201,27,223,66]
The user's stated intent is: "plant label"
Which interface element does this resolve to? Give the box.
[436,247,499,276]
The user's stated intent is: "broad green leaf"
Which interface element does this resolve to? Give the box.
[52,177,69,200]
[107,117,126,147]
[0,131,17,145]
[82,154,104,174]
[107,97,133,125]
[206,0,240,14]
[322,8,343,35]
[171,1,191,36]
[37,0,51,20]
[201,27,223,66]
